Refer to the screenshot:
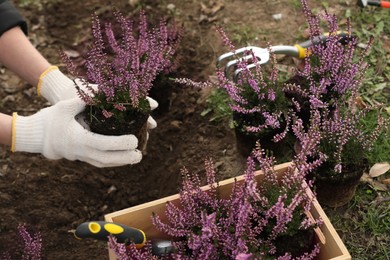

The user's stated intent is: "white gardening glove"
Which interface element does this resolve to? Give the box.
[11,98,143,168]
[38,66,158,130]
[38,66,93,105]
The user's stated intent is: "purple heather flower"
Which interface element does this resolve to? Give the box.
[152,141,322,259]
[216,26,236,52]
[102,109,114,119]
[18,225,42,260]
[108,236,159,260]
[236,253,253,260]
[113,103,127,111]
[176,27,290,140]
[62,9,181,116]
[200,212,217,238]
[0,253,11,260]
[289,0,390,174]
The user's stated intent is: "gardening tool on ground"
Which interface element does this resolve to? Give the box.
[217,31,351,81]
[357,0,390,8]
[71,221,173,256]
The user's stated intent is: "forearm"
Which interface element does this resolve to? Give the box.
[0,26,51,86]
[0,112,12,146]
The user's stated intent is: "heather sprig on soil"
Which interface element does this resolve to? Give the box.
[61,9,180,119]
[1,225,42,260]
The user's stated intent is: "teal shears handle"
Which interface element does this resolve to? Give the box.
[74,221,146,249]
[294,31,352,58]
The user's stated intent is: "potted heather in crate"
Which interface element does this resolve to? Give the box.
[288,0,390,207]
[106,120,344,259]
[150,156,323,259]
[62,10,180,151]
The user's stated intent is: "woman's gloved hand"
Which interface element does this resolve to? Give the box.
[11,98,143,168]
[38,66,90,105]
[38,66,158,130]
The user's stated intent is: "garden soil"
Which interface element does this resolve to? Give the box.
[0,0,362,259]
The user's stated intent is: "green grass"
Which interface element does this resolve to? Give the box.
[224,24,265,46]
[201,89,233,126]
[361,110,390,164]
[346,7,390,107]
[325,184,390,260]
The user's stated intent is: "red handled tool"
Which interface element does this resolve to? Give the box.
[357,0,390,8]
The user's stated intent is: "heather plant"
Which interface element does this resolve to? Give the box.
[291,0,390,175]
[284,2,369,118]
[176,27,292,142]
[1,225,42,260]
[108,237,158,260]
[107,108,326,260]
[150,155,322,259]
[62,10,180,133]
[313,104,388,175]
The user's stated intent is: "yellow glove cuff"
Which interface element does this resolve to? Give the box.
[11,112,18,152]
[37,65,59,96]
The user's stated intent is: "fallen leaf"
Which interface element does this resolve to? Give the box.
[382,178,390,185]
[200,1,224,16]
[353,96,367,109]
[63,49,80,58]
[210,2,224,15]
[208,75,218,84]
[368,181,388,192]
[302,28,310,39]
[369,162,390,178]
[360,172,371,183]
[128,0,139,7]
[361,173,389,191]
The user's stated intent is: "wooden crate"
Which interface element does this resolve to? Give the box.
[105,162,351,260]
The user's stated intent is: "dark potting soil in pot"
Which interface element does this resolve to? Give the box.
[233,112,294,160]
[261,209,316,258]
[149,74,177,115]
[283,74,338,129]
[309,163,366,208]
[283,74,311,127]
[274,228,316,258]
[82,105,150,152]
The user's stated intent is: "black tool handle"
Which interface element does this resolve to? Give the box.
[298,31,352,49]
[75,221,146,248]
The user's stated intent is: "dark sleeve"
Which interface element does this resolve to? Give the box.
[0,0,28,36]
